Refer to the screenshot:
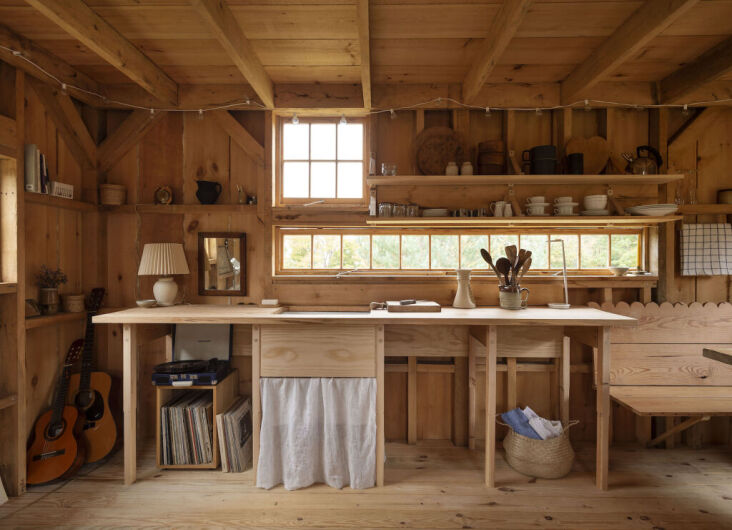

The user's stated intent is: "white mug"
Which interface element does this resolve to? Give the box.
[528,204,546,216]
[504,203,513,217]
[554,205,575,215]
[554,196,572,204]
[491,201,506,217]
[525,196,545,204]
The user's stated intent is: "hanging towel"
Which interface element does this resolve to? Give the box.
[256,377,376,491]
[501,408,541,440]
[680,223,732,276]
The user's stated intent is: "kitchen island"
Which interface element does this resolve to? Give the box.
[94,305,635,490]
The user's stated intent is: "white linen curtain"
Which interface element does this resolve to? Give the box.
[256,377,376,490]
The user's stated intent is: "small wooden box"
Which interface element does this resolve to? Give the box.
[155,369,239,469]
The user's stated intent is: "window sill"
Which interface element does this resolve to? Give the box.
[272,274,657,288]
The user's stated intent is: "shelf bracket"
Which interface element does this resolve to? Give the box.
[505,184,524,217]
[606,185,627,216]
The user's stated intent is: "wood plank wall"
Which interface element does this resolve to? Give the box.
[6,67,732,446]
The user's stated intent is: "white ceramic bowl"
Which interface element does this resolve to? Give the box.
[609,267,629,277]
[584,195,608,210]
[136,299,157,308]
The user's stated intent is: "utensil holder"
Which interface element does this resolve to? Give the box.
[499,285,529,310]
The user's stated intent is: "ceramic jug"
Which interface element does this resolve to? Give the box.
[196,180,222,204]
[453,269,476,309]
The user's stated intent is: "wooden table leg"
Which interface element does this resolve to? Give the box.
[596,326,611,490]
[252,325,261,485]
[376,325,385,487]
[122,324,138,486]
[485,325,497,487]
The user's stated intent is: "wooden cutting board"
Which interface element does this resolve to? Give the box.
[386,301,442,313]
[565,136,609,174]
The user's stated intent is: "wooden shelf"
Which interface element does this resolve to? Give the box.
[0,393,17,411]
[25,307,124,330]
[366,215,681,227]
[25,192,97,212]
[104,204,257,214]
[366,174,684,187]
[0,282,17,295]
[678,204,732,215]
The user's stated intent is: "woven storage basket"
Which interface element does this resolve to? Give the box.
[99,183,126,205]
[500,419,578,479]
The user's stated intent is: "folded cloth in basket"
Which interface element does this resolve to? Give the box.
[522,406,563,440]
[501,408,541,440]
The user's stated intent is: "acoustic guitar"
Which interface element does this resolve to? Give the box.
[27,340,86,485]
[67,288,117,463]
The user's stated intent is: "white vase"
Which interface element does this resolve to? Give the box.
[453,269,476,309]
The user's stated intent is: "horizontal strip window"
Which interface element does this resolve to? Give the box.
[275,227,643,275]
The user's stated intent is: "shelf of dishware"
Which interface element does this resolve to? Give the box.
[0,393,17,411]
[366,174,684,187]
[0,282,17,295]
[25,191,97,212]
[366,215,682,227]
[678,204,732,215]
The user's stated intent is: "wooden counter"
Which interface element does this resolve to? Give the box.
[93,305,635,491]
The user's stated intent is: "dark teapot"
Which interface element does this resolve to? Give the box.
[623,145,663,175]
[196,180,222,204]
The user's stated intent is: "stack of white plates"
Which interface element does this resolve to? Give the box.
[581,209,610,216]
[422,208,449,217]
[626,204,678,216]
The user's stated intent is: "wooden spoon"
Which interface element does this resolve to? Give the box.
[495,257,512,286]
[505,245,518,267]
[480,248,502,282]
[517,257,532,283]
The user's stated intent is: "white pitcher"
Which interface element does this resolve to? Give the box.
[453,269,476,309]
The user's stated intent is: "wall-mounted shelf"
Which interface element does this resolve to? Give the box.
[25,307,124,330]
[366,174,684,187]
[25,192,97,212]
[105,204,257,214]
[0,393,17,411]
[678,204,732,215]
[0,282,17,295]
[366,216,681,227]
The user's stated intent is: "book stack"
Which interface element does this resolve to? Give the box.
[24,144,50,194]
[216,397,252,472]
[160,392,214,466]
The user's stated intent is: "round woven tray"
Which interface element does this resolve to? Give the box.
[500,419,578,479]
[416,127,463,175]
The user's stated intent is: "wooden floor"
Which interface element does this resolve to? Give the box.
[2,442,732,529]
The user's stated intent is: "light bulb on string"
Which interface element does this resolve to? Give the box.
[340,114,347,125]
[484,106,491,118]
[291,113,299,125]
[197,109,204,121]
[584,99,591,112]
[682,104,690,116]
[60,83,68,95]
[389,109,397,120]
[535,108,543,116]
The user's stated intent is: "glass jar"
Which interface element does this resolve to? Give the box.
[392,204,407,217]
[378,202,393,217]
[406,204,420,217]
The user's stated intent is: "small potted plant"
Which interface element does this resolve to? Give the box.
[36,266,67,315]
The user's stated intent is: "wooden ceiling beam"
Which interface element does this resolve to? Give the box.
[0,24,102,106]
[97,110,163,173]
[190,0,274,109]
[211,110,264,165]
[659,36,732,103]
[462,0,532,105]
[29,78,96,169]
[560,0,699,105]
[357,0,372,109]
[26,0,178,106]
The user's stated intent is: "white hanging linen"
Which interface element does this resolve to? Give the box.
[256,377,376,490]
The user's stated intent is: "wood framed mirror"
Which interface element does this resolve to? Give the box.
[198,232,246,296]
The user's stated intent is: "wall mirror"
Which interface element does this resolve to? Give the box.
[198,232,246,296]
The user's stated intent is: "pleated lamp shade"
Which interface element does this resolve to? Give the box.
[138,243,190,276]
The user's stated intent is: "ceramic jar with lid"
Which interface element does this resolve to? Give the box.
[461,161,473,175]
[445,161,459,176]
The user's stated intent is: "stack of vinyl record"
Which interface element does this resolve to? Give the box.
[216,397,252,472]
[160,392,214,465]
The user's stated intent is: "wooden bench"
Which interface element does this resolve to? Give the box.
[586,302,732,448]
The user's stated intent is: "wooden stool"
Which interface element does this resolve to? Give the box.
[467,326,571,487]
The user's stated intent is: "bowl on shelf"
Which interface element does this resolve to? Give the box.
[608,267,629,277]
[626,204,678,216]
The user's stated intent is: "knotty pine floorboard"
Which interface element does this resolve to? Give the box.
[2,442,731,528]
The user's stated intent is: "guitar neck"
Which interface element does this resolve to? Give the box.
[79,311,96,391]
[49,364,72,427]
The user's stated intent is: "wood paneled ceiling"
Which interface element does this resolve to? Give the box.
[0,0,730,109]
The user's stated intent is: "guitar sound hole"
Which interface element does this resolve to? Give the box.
[44,419,67,441]
[77,390,105,422]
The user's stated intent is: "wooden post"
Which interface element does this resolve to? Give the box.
[252,324,261,484]
[596,327,611,490]
[407,356,417,444]
[468,335,477,450]
[560,336,571,426]
[453,357,468,447]
[376,325,385,487]
[122,324,138,486]
[506,358,517,410]
[485,325,497,487]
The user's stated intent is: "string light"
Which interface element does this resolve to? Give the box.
[197,109,204,120]
[291,113,299,125]
[339,114,347,125]
[60,82,67,95]
[2,43,730,117]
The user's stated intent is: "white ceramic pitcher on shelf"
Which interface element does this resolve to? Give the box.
[453,269,476,309]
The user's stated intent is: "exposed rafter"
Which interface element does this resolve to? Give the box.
[98,110,164,173]
[659,36,732,103]
[357,0,372,109]
[29,78,96,169]
[190,0,274,108]
[462,0,532,104]
[561,0,699,105]
[0,24,102,106]
[212,110,264,165]
[26,0,178,106]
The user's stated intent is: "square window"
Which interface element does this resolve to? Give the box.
[581,235,609,268]
[313,235,340,269]
[611,234,639,268]
[402,235,429,269]
[343,235,370,269]
[283,235,311,269]
[431,235,459,269]
[372,235,399,269]
[460,235,489,269]
[550,235,579,269]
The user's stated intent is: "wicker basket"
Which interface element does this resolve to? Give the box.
[500,419,578,479]
[62,293,85,313]
[99,183,126,205]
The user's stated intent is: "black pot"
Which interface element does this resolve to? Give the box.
[196,180,222,204]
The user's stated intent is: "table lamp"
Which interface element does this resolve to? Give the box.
[138,243,190,306]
